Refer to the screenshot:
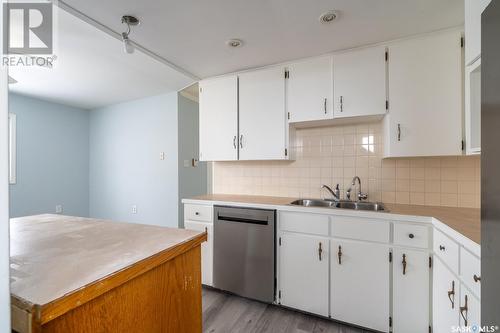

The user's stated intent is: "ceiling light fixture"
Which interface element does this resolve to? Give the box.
[121,15,140,54]
[226,39,243,48]
[319,10,339,24]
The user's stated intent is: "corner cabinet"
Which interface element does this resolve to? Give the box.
[199,76,238,161]
[239,67,288,160]
[383,30,463,157]
[286,56,334,123]
[333,46,387,119]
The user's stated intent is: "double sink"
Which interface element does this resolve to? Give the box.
[290,199,386,212]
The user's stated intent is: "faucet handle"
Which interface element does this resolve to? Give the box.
[358,192,368,201]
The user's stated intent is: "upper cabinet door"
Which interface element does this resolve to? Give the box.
[384,30,463,158]
[239,67,287,160]
[199,76,238,161]
[287,56,333,123]
[465,0,492,66]
[333,46,387,118]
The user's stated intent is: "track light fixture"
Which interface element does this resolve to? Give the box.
[121,15,140,54]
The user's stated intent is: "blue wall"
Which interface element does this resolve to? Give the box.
[8,94,90,218]
[89,92,179,227]
[178,94,207,227]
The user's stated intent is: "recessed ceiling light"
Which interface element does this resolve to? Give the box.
[226,39,243,48]
[319,10,339,24]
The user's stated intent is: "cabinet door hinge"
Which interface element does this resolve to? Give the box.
[199,87,202,93]
[429,256,432,269]
[389,251,392,262]
[385,51,389,62]
[461,140,465,151]
[284,70,290,79]
[285,148,288,157]
[429,325,432,333]
[389,316,392,327]
[385,100,389,110]
[278,290,282,299]
[279,237,282,246]
[461,37,464,48]
[287,112,290,120]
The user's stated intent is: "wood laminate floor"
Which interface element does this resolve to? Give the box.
[202,288,371,333]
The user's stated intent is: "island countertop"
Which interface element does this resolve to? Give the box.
[10,214,206,329]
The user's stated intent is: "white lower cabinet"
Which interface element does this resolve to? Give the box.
[392,248,430,333]
[279,232,329,317]
[184,220,213,286]
[331,240,390,332]
[459,286,480,328]
[433,257,460,332]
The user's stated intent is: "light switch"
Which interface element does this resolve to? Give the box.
[160,152,165,160]
[55,205,63,214]
[132,205,137,214]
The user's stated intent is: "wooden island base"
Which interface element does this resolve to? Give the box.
[41,246,202,333]
[10,215,206,333]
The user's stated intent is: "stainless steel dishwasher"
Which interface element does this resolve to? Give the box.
[213,205,275,303]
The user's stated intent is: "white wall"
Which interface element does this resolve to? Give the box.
[89,92,180,227]
[0,5,12,329]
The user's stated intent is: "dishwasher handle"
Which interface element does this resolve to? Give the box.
[217,215,269,225]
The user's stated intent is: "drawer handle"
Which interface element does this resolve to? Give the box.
[318,242,323,261]
[447,280,455,309]
[460,295,468,326]
[473,274,481,283]
[402,254,407,275]
[439,245,445,251]
[205,226,208,233]
[408,233,414,239]
[338,245,342,265]
[195,212,200,216]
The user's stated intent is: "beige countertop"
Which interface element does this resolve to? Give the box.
[10,214,204,307]
[188,194,480,244]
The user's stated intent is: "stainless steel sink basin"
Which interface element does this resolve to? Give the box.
[289,199,336,208]
[290,199,386,212]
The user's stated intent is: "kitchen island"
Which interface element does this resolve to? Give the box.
[10,214,206,333]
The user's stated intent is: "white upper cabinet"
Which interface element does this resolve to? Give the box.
[465,59,481,155]
[384,30,463,158]
[333,46,387,118]
[199,76,238,161]
[238,67,288,160]
[286,56,333,123]
[465,0,492,66]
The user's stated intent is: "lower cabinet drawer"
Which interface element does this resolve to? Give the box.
[394,224,429,249]
[460,249,481,298]
[184,204,213,222]
[279,211,329,236]
[433,228,459,274]
[331,216,389,243]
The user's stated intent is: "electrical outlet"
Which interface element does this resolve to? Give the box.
[55,205,63,214]
[160,152,165,160]
[132,205,137,214]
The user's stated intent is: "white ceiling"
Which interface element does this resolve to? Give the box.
[59,0,464,79]
[8,7,195,109]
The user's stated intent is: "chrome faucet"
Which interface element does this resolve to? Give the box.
[322,184,341,202]
[346,176,368,201]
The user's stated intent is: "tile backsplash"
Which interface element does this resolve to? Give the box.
[212,122,480,208]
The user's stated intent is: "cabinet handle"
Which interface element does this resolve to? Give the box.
[195,212,199,216]
[447,280,455,309]
[318,242,323,261]
[204,226,208,233]
[473,274,481,283]
[397,123,401,141]
[439,245,446,251]
[233,135,237,149]
[340,96,344,112]
[239,135,243,149]
[408,233,414,239]
[460,295,468,326]
[402,254,407,275]
[324,98,327,114]
[337,245,342,265]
